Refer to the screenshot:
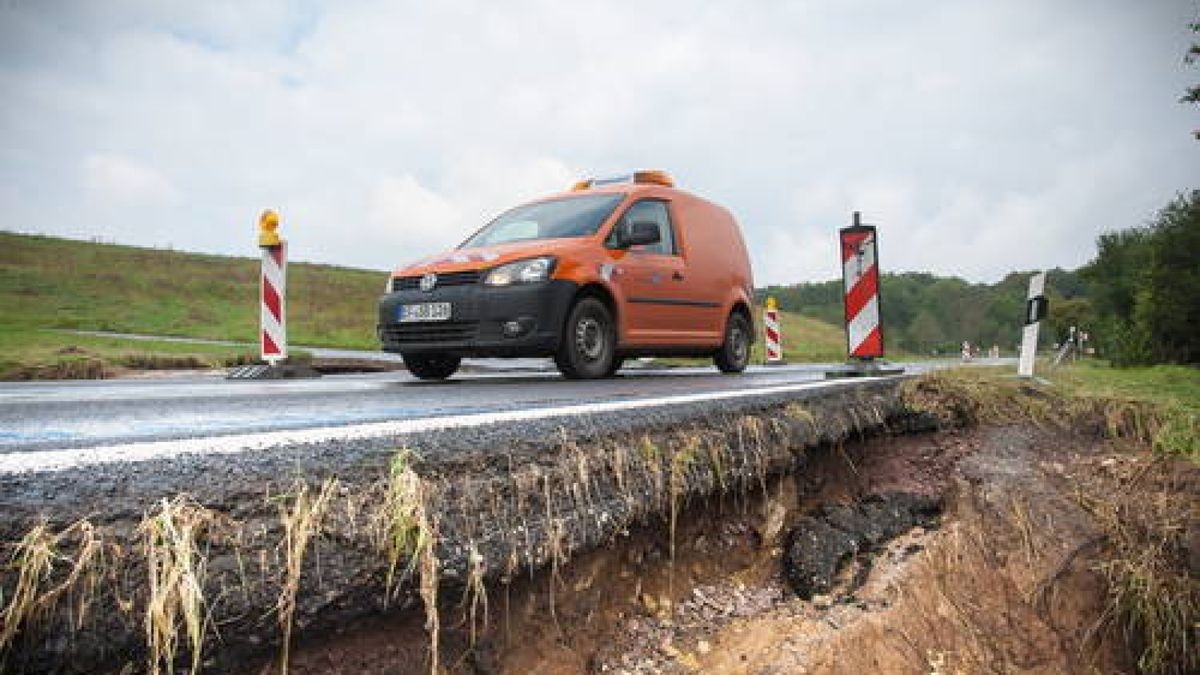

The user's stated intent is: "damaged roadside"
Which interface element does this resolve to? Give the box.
[1,373,1195,674]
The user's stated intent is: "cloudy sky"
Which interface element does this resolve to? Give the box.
[1,1,1196,285]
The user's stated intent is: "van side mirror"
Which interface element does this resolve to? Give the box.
[618,221,661,248]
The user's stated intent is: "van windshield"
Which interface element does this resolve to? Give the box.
[460,194,625,248]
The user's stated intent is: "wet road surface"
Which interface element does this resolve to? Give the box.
[0,363,863,451]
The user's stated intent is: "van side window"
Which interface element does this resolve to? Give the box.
[608,200,677,255]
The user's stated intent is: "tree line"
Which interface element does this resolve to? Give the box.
[1079,190,1199,365]
[759,269,1087,358]
[759,191,1198,365]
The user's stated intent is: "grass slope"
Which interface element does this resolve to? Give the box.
[0,231,855,376]
[749,308,849,364]
[1,231,386,347]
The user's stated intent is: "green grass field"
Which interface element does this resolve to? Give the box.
[1052,361,1200,411]
[0,232,859,378]
[0,330,261,380]
[1,232,386,377]
[749,307,850,364]
[1052,361,1198,458]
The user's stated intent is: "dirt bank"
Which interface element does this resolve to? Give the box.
[271,422,1197,674]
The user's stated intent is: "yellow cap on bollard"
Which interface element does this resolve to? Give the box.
[258,210,282,248]
[766,296,778,311]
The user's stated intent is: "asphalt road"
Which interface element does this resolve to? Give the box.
[0,363,858,450]
[0,358,1014,477]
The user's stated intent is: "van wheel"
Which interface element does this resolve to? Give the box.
[555,297,615,379]
[714,312,751,373]
[403,353,461,380]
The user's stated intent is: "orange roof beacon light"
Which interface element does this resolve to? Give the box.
[258,209,282,248]
[569,170,676,191]
[632,169,675,187]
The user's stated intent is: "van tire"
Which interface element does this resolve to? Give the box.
[714,312,751,373]
[556,297,615,379]
[403,353,461,380]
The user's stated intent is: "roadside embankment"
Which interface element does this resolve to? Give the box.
[0,378,911,673]
[1,371,1194,674]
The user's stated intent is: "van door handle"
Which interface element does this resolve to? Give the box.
[672,271,685,281]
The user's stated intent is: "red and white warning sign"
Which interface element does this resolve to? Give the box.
[259,210,287,364]
[764,297,783,363]
[840,216,884,359]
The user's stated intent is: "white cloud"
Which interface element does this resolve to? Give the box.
[1,0,1197,284]
[366,174,461,254]
[82,154,178,207]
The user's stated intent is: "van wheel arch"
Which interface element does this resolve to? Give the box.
[567,283,619,339]
[731,302,754,344]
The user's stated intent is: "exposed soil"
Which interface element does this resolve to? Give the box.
[3,377,1195,674]
[263,422,1197,674]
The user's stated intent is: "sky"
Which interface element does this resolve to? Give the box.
[1,0,1197,286]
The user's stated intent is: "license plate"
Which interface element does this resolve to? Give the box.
[398,302,452,323]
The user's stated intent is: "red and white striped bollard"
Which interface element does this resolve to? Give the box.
[258,210,287,365]
[764,296,783,364]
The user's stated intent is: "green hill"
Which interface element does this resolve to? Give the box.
[0,232,388,377]
[1,231,387,346]
[0,232,856,378]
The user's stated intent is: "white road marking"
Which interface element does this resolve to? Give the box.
[0,377,891,475]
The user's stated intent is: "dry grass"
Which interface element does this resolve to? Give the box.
[461,543,488,647]
[417,514,441,675]
[0,524,57,658]
[140,497,213,675]
[276,478,338,674]
[1072,459,1198,675]
[0,520,106,667]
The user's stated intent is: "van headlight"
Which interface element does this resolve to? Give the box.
[484,256,556,286]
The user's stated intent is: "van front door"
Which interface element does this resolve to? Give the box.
[606,200,707,345]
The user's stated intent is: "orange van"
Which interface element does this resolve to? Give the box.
[378,170,755,380]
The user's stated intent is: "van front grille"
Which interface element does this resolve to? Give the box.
[391,271,481,292]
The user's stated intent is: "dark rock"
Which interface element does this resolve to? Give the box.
[782,492,941,600]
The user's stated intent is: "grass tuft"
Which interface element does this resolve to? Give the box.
[375,448,442,675]
[1072,460,1197,675]
[1,520,106,668]
[378,449,431,601]
[276,478,338,675]
[140,497,212,675]
[461,542,488,647]
[0,523,57,658]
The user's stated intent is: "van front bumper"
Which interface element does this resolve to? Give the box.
[377,279,578,357]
